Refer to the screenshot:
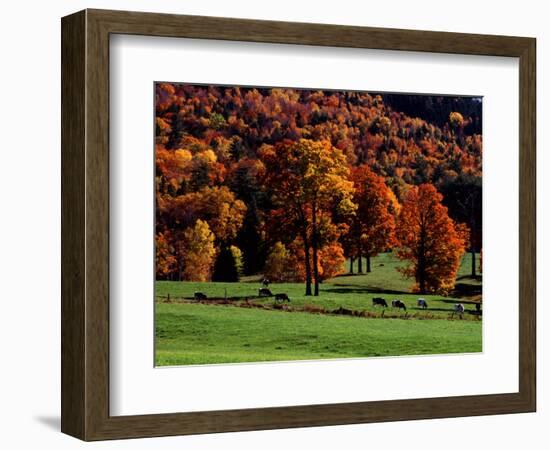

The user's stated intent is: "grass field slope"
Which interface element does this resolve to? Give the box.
[155,252,482,366]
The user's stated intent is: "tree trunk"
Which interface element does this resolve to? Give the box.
[366,253,371,273]
[313,250,320,296]
[418,229,427,294]
[418,251,426,294]
[470,211,476,278]
[177,256,183,281]
[302,231,312,296]
[349,257,354,274]
[470,217,476,277]
[312,206,320,296]
[357,237,363,273]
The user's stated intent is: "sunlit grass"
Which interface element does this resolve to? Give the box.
[155,252,482,366]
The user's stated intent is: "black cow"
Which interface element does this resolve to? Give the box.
[194,292,207,300]
[261,278,271,287]
[391,299,407,311]
[259,288,273,297]
[274,293,290,303]
[417,298,428,309]
[372,297,388,308]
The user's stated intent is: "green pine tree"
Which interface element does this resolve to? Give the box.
[212,246,239,282]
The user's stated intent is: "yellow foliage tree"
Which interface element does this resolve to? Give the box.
[180,220,216,281]
[229,245,244,276]
[264,242,293,282]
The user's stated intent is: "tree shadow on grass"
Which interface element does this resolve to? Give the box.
[453,282,482,296]
[438,297,481,305]
[323,284,409,296]
[410,307,450,313]
[410,306,470,313]
[456,274,483,282]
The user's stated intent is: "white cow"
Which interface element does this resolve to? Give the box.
[453,303,465,315]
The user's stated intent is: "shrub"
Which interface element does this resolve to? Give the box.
[230,245,244,276]
[264,242,295,282]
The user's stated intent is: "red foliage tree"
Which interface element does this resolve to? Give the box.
[347,165,397,273]
[395,184,469,294]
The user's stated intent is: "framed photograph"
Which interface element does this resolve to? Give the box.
[61,9,536,441]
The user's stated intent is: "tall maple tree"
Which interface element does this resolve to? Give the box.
[348,165,397,273]
[260,138,355,295]
[395,184,469,294]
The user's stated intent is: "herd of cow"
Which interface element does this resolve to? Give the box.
[372,297,425,310]
[193,287,290,303]
[193,279,293,303]
[372,296,472,315]
[193,288,291,303]
[193,278,479,315]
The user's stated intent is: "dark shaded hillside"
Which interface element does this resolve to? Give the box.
[381,93,482,135]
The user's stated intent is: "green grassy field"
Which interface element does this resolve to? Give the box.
[155,252,482,366]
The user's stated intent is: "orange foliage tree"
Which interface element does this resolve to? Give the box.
[260,139,355,295]
[158,186,246,244]
[287,238,346,282]
[155,187,246,280]
[155,231,177,278]
[348,165,397,273]
[395,184,469,294]
[316,242,346,281]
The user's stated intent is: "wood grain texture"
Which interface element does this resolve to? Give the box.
[518,39,536,410]
[61,8,537,441]
[88,8,531,56]
[85,10,111,440]
[61,10,86,439]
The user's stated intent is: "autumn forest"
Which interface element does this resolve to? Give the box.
[155,83,481,295]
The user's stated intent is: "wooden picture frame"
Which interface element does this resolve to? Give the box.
[61,8,536,441]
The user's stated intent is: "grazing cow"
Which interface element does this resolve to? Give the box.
[453,303,465,315]
[194,292,207,301]
[259,288,273,297]
[372,297,388,308]
[274,293,290,303]
[261,278,271,287]
[391,299,407,311]
[417,298,428,309]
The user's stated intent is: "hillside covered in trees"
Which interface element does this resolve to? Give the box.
[155,83,482,295]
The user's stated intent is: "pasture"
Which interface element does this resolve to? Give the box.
[155,252,482,366]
